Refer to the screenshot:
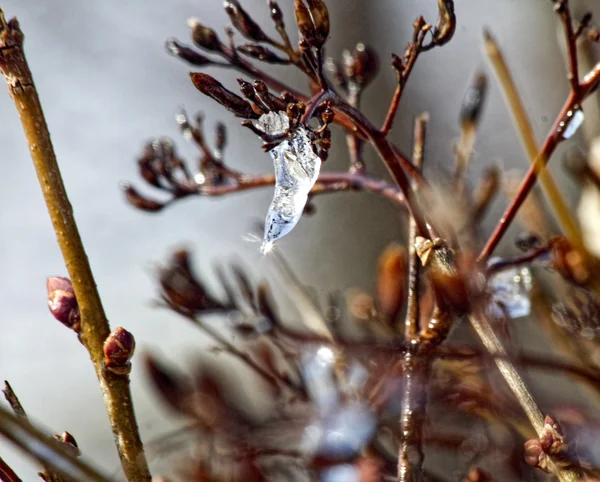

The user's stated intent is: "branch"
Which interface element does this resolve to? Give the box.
[0,12,151,481]
[0,405,110,482]
[468,311,582,482]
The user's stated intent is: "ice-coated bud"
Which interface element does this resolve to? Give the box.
[165,38,212,67]
[47,277,80,331]
[103,327,136,375]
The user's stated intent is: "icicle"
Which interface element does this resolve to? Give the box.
[254,111,322,254]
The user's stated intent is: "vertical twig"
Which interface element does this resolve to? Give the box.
[398,114,428,482]
[482,30,582,251]
[0,12,151,482]
[467,311,581,482]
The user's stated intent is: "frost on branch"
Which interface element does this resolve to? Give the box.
[255,111,322,254]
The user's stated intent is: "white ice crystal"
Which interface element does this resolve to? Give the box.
[488,257,533,318]
[255,112,322,254]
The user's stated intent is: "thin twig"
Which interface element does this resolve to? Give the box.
[0,406,110,482]
[482,29,584,256]
[468,311,581,482]
[478,55,600,262]
[398,114,428,482]
[0,458,22,482]
[2,382,65,482]
[0,13,151,481]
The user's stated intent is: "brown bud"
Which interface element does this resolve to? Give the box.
[47,277,81,331]
[215,122,227,151]
[294,0,329,49]
[237,44,290,64]
[459,71,487,127]
[376,244,407,324]
[432,0,456,46]
[256,282,279,326]
[524,438,550,473]
[550,236,590,285]
[224,0,269,42]
[54,432,80,457]
[344,43,379,87]
[103,327,136,375]
[145,354,192,415]
[464,468,493,482]
[122,183,164,212]
[471,164,500,222]
[159,250,227,314]
[188,18,221,51]
[190,73,259,119]
[165,38,212,67]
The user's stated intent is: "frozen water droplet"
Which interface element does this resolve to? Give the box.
[488,258,533,318]
[559,108,584,140]
[260,125,321,253]
[321,465,361,482]
[302,345,339,415]
[255,111,290,136]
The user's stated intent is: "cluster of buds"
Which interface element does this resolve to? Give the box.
[524,416,580,475]
[46,277,80,333]
[103,327,136,376]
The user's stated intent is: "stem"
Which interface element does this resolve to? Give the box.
[0,13,151,481]
[479,53,600,263]
[328,92,431,237]
[482,29,583,254]
[398,114,428,482]
[468,311,581,482]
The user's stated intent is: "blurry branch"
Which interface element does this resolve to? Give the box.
[0,11,150,482]
[0,458,22,482]
[0,406,109,482]
[479,0,600,263]
[482,29,584,258]
[397,114,428,482]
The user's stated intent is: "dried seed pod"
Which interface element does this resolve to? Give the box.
[237,44,290,64]
[190,73,259,119]
[471,164,500,223]
[188,18,221,51]
[432,0,456,46]
[215,122,227,151]
[145,354,192,415]
[165,38,212,67]
[224,0,270,42]
[294,0,329,49]
[550,236,590,285]
[47,277,81,332]
[122,183,164,212]
[376,243,407,324]
[103,327,136,375]
[344,43,379,88]
[159,250,227,314]
[459,71,487,127]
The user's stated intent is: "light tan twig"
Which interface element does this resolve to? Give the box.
[0,11,150,482]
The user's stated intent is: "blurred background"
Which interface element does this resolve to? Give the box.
[0,0,599,479]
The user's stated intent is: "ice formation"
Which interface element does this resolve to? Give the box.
[255,111,321,254]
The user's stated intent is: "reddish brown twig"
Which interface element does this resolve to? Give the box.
[0,458,22,482]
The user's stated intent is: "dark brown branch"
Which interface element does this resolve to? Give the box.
[0,12,150,481]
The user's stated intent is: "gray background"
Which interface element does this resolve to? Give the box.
[0,0,598,479]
